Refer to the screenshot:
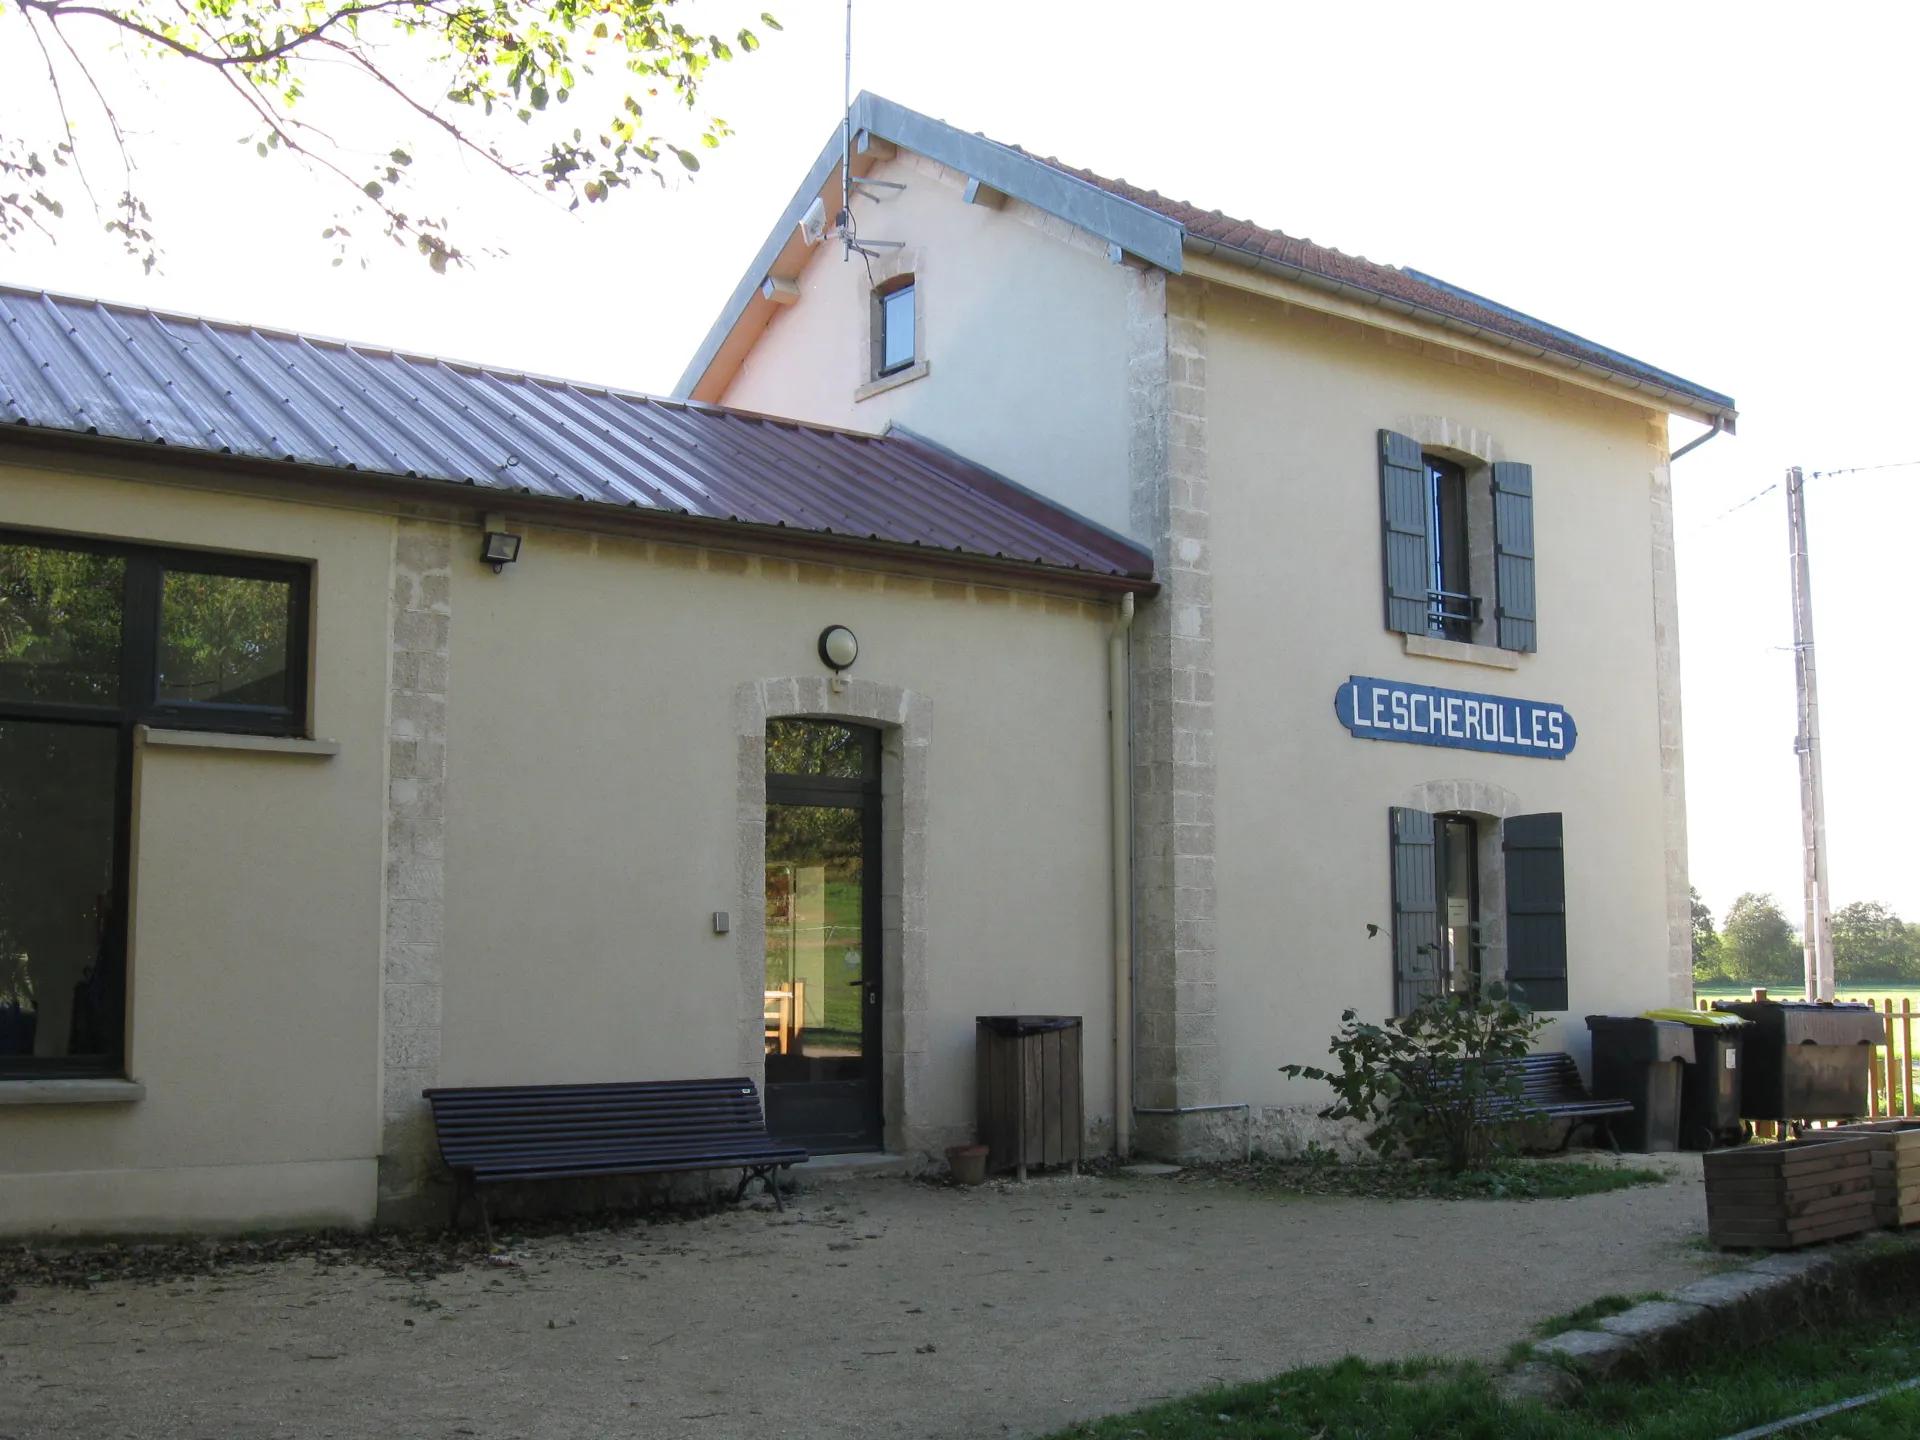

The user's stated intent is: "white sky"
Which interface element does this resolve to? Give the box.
[3,0,1916,926]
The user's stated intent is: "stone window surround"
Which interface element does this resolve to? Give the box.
[734,676,932,1160]
[1396,416,1509,660]
[0,1078,145,1106]
[136,726,340,757]
[1399,779,1524,993]
[853,248,926,403]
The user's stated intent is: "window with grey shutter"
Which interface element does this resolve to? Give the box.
[1379,430,1430,634]
[1492,461,1537,652]
[1391,807,1440,1015]
[1503,812,1566,1011]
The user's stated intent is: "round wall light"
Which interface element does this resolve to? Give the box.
[818,624,859,672]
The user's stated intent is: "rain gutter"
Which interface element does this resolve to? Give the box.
[0,427,1159,600]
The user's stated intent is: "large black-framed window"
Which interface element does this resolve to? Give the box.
[0,529,311,1077]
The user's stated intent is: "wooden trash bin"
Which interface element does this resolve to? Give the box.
[1702,1134,1879,1248]
[1828,1119,1920,1228]
[975,1016,1083,1181]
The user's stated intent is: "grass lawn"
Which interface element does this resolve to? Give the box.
[1044,1306,1920,1439]
[1169,1156,1666,1202]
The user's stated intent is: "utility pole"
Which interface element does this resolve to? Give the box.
[1786,466,1835,1001]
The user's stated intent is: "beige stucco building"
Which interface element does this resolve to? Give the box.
[0,95,1736,1235]
[683,95,1738,1158]
[0,298,1147,1235]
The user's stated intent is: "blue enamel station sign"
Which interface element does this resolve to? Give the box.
[1334,675,1577,760]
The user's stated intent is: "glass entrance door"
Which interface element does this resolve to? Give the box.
[763,720,881,1151]
[1437,815,1481,995]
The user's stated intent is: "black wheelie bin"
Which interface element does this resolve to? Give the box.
[1586,1015,1694,1151]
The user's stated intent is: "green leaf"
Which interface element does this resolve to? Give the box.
[761,12,782,29]
[673,146,698,171]
[362,180,384,199]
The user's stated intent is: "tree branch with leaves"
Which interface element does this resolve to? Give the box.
[1,0,778,272]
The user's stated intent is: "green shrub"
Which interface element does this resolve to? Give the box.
[1281,984,1549,1174]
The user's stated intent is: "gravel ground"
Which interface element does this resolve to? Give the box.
[0,1154,1712,1440]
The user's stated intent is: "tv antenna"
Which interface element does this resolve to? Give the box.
[832,0,903,261]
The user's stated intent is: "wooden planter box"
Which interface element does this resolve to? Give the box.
[1701,1134,1879,1248]
[1829,1119,1920,1228]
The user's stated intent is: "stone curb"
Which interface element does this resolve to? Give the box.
[1502,1237,1892,1404]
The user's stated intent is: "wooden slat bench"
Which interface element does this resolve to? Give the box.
[1413,1052,1633,1151]
[1496,1053,1633,1151]
[424,1077,808,1240]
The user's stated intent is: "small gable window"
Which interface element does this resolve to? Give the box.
[876,280,916,377]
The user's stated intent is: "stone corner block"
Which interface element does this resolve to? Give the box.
[1593,1299,1708,1340]
[1747,1251,1841,1279]
[1673,1268,1791,1310]
[1531,1328,1633,1367]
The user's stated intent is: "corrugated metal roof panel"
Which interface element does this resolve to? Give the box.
[0,285,1153,582]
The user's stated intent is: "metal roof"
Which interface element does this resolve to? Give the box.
[0,284,1153,584]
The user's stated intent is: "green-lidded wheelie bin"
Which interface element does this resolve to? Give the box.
[1585,1016,1694,1151]
[1644,1008,1749,1150]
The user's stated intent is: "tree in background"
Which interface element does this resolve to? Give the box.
[1720,892,1804,986]
[1834,901,1920,984]
[2,0,777,271]
[1691,886,1727,983]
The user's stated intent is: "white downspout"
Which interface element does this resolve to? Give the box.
[1110,591,1136,1159]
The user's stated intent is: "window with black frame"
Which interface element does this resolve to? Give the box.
[1426,456,1475,642]
[0,531,310,1076]
[874,279,916,379]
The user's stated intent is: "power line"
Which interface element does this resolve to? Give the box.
[1688,481,1778,535]
[1687,458,1920,537]
[1809,458,1920,478]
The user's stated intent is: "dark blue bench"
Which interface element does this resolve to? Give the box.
[424,1077,807,1240]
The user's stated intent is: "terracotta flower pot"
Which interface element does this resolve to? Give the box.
[946,1143,989,1186]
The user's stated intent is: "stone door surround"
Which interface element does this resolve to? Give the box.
[734,677,933,1160]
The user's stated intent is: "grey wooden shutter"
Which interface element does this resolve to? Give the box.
[1503,812,1566,1011]
[1391,807,1440,1015]
[1380,430,1430,634]
[1492,461,1537,652]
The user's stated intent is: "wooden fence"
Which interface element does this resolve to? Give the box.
[1695,993,1917,1120]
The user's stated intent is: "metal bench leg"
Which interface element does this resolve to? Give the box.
[732,1169,752,1205]
[771,1166,786,1213]
[477,1193,494,1249]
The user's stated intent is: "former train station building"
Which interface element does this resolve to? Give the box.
[0,94,1734,1233]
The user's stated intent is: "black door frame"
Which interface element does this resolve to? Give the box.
[764,724,884,1151]
[1435,811,1483,997]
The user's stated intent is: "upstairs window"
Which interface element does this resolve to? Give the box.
[876,279,916,378]
[1379,429,1537,653]
[1427,455,1474,642]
